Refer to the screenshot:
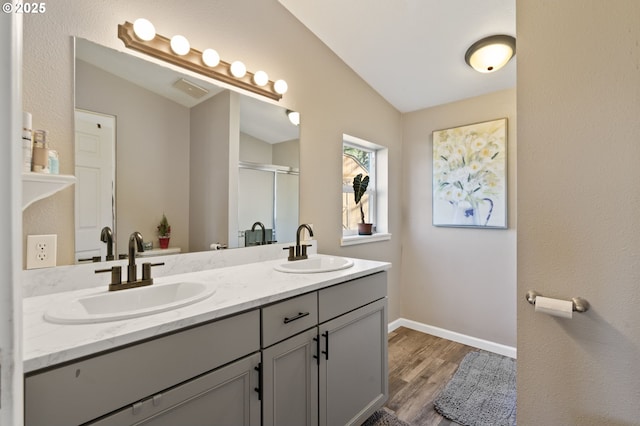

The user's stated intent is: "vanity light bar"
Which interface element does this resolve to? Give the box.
[118,21,286,101]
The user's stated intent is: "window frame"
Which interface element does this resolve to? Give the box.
[341,134,390,245]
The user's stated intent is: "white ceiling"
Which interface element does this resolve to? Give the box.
[278,0,516,113]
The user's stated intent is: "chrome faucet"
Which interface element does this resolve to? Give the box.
[128,231,145,283]
[284,224,314,261]
[100,226,114,261]
[251,221,267,245]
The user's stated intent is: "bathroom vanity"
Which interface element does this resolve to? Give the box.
[22,253,389,425]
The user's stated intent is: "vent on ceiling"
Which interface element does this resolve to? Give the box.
[172,78,209,99]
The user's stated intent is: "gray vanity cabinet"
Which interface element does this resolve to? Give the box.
[24,310,260,426]
[261,271,388,426]
[25,270,387,426]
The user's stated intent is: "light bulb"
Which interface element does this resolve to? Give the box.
[170,35,190,56]
[230,61,247,78]
[202,49,220,67]
[133,18,156,41]
[253,70,269,86]
[274,79,288,95]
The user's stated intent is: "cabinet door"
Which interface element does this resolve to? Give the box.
[89,352,261,426]
[318,299,387,426]
[262,327,319,426]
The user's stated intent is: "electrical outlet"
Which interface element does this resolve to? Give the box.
[26,234,57,269]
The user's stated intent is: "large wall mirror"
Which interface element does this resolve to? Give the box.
[73,38,299,264]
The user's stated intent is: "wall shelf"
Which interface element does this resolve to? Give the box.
[23,173,76,210]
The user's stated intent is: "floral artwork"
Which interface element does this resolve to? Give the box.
[432,118,507,228]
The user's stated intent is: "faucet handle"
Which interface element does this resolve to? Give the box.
[300,244,312,259]
[142,262,164,281]
[95,265,122,288]
[283,246,295,261]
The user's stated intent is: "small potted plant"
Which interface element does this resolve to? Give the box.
[157,213,171,249]
[353,173,373,235]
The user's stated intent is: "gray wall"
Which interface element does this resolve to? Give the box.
[517,0,640,423]
[75,60,191,254]
[189,91,235,252]
[402,88,517,348]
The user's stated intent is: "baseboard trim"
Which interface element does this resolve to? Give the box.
[388,318,517,359]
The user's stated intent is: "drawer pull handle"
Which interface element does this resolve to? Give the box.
[283,311,310,324]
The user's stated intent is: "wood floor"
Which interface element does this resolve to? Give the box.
[384,327,483,426]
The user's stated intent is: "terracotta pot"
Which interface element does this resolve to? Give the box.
[358,223,373,235]
[158,236,170,249]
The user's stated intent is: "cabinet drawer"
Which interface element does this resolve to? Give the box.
[262,292,318,348]
[318,272,387,323]
[89,352,261,426]
[25,309,260,426]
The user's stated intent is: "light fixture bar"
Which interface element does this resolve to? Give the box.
[118,21,283,101]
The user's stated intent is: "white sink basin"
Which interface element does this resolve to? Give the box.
[44,282,215,324]
[274,255,354,274]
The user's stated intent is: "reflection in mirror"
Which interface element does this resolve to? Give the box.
[73,38,299,264]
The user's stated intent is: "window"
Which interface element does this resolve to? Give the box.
[342,134,390,244]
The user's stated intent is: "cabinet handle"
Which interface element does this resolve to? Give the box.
[322,331,329,360]
[283,311,309,324]
[313,335,320,365]
[254,363,262,401]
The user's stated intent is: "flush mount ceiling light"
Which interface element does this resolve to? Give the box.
[465,35,516,73]
[118,20,287,101]
[286,110,300,126]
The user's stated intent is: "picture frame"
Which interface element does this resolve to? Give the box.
[432,118,507,228]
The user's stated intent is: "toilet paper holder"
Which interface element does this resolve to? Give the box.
[526,290,590,313]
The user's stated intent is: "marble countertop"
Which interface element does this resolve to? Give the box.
[23,255,390,373]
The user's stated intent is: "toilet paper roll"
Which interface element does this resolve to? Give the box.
[535,296,573,318]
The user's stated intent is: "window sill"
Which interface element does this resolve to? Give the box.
[340,233,391,247]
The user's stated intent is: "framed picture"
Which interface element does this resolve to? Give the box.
[432,118,507,228]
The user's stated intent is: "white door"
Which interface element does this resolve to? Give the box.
[74,110,115,262]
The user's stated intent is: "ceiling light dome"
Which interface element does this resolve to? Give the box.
[465,35,516,73]
[286,110,300,126]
